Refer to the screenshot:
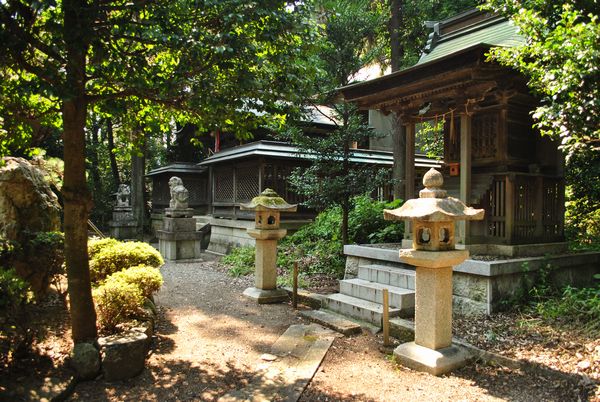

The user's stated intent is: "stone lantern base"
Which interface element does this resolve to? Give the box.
[393,342,471,376]
[242,287,289,304]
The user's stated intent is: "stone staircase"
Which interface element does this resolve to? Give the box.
[320,264,416,327]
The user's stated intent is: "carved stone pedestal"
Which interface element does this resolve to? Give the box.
[157,214,202,261]
[108,206,138,239]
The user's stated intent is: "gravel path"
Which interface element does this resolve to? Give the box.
[69,256,586,401]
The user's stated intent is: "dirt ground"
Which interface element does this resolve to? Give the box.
[2,255,598,401]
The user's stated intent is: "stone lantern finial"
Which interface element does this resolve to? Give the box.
[420,168,447,199]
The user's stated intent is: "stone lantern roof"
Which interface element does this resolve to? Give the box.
[240,188,297,212]
[384,168,484,222]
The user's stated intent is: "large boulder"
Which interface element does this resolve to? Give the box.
[0,157,61,243]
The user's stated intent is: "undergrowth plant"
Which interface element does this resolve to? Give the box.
[222,246,255,277]
[508,258,600,335]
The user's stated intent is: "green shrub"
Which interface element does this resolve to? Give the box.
[0,237,18,268]
[3,232,65,297]
[222,246,255,277]
[278,196,404,278]
[349,196,403,244]
[531,281,600,334]
[0,268,32,362]
[90,241,163,283]
[107,265,163,298]
[88,238,119,259]
[93,280,144,332]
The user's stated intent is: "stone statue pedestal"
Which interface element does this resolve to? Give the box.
[108,206,138,239]
[157,209,202,261]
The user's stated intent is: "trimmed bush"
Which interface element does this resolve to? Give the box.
[107,265,163,298]
[90,241,163,283]
[88,238,119,259]
[93,280,144,332]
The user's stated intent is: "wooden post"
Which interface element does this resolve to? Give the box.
[404,123,416,243]
[505,174,514,243]
[382,289,390,346]
[459,113,472,245]
[292,262,298,309]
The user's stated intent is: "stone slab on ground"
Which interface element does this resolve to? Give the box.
[218,323,338,402]
[300,309,362,336]
[243,287,289,304]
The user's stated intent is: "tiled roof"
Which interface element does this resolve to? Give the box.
[418,14,524,65]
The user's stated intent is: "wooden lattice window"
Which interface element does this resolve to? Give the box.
[486,177,506,238]
[542,178,564,238]
[235,167,259,202]
[214,168,234,202]
[472,114,498,160]
[513,176,537,240]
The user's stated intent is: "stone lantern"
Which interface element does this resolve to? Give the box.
[384,168,484,375]
[240,188,297,304]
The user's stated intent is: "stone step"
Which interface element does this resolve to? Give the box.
[358,264,416,289]
[322,293,401,327]
[300,309,362,336]
[339,278,415,313]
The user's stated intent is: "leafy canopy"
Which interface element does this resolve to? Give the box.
[483,0,599,156]
[0,0,318,151]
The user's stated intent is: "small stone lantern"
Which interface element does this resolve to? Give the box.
[240,188,297,304]
[384,168,484,375]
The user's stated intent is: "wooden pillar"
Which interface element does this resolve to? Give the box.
[505,174,514,244]
[404,123,416,241]
[458,113,472,245]
[534,176,544,238]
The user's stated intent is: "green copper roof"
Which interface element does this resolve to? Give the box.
[418,18,524,65]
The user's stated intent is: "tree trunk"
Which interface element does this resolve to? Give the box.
[89,120,102,195]
[389,0,404,73]
[62,0,97,343]
[389,0,407,200]
[131,135,146,239]
[106,119,120,187]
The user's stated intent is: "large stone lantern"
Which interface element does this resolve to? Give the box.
[240,188,297,304]
[384,168,484,375]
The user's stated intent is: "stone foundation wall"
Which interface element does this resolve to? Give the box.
[201,216,312,255]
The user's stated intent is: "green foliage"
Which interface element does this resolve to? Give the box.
[89,240,163,283]
[222,247,256,278]
[107,265,163,299]
[564,149,600,250]
[93,280,144,332]
[283,0,389,243]
[415,120,445,160]
[532,284,600,334]
[483,1,599,156]
[88,238,120,259]
[349,196,403,244]
[0,268,32,362]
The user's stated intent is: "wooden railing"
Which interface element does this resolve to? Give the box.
[483,173,564,244]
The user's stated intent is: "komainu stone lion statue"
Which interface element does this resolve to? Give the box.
[168,176,189,210]
[115,184,131,207]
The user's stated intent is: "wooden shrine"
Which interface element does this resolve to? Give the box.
[339,9,565,247]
